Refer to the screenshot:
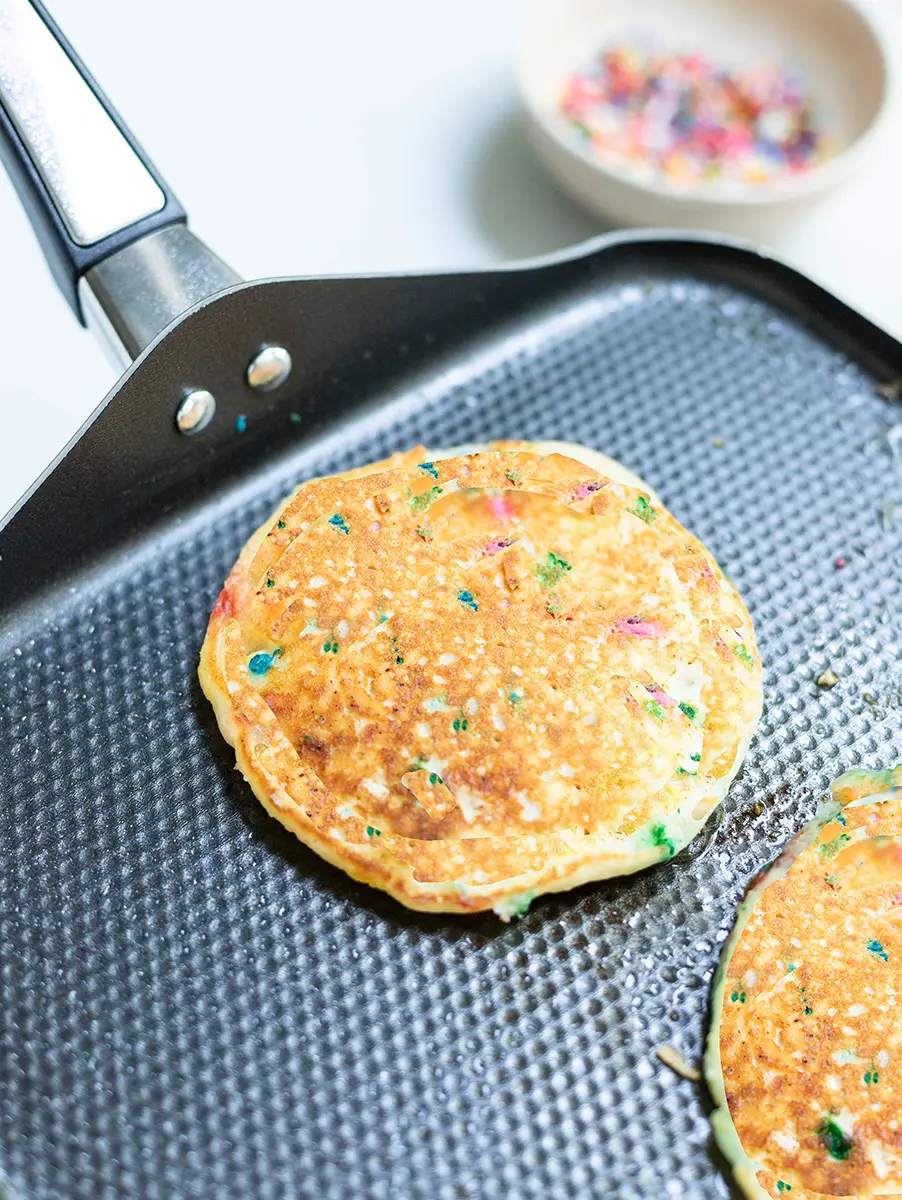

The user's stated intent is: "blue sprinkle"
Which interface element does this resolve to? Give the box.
[236,414,247,433]
[418,461,439,479]
[457,590,478,611]
[868,939,889,962]
[328,513,350,534]
[248,652,275,675]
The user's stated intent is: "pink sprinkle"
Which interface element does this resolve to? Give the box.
[483,536,515,556]
[645,686,676,708]
[834,556,848,569]
[575,480,604,500]
[488,495,517,523]
[616,616,665,638]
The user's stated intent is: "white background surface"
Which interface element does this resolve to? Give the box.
[1,0,902,519]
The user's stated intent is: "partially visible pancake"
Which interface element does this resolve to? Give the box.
[706,765,902,1199]
[200,440,761,916]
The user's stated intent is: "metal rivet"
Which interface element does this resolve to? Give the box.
[246,345,292,392]
[175,389,216,435]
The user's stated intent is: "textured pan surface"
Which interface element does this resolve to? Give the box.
[2,266,902,1200]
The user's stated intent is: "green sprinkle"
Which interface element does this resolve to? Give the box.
[508,692,522,707]
[417,461,439,479]
[679,701,698,722]
[776,1183,791,1193]
[627,495,656,524]
[868,939,889,961]
[690,752,701,762]
[248,652,276,675]
[644,699,665,722]
[734,643,755,668]
[535,551,572,589]
[457,590,478,611]
[819,832,852,859]
[323,642,332,653]
[332,643,339,653]
[864,1070,880,1085]
[452,717,469,733]
[365,826,381,838]
[289,412,302,424]
[265,577,275,588]
[510,890,534,916]
[428,772,442,785]
[730,991,747,1003]
[409,485,442,512]
[328,513,350,534]
[395,655,404,665]
[651,823,675,858]
[817,1118,853,1161]
[276,520,286,530]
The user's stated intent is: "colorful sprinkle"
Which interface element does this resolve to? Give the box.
[452,715,469,733]
[328,513,350,534]
[818,833,851,859]
[487,494,517,523]
[535,552,572,588]
[867,939,889,962]
[776,1183,791,1193]
[428,772,442,785]
[483,536,515,556]
[248,651,276,675]
[730,991,747,1004]
[627,495,656,524]
[616,616,665,638]
[834,556,848,569]
[733,643,755,668]
[322,641,339,654]
[679,701,698,722]
[457,590,478,612]
[650,823,675,858]
[559,43,831,188]
[575,480,603,500]
[409,485,442,512]
[417,461,439,479]
[817,1118,853,1161]
[864,1069,880,1085]
[644,699,665,722]
[276,520,286,530]
[289,412,302,424]
[365,826,381,838]
[235,414,247,433]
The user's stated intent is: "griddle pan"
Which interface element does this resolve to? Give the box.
[2,4,902,1198]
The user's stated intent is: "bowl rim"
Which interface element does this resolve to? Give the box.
[515,0,893,209]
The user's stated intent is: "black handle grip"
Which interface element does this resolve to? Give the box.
[0,0,186,321]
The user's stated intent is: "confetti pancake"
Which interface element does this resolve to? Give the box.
[199,440,761,916]
[706,764,902,1199]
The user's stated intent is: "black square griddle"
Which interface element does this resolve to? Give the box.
[2,6,902,1199]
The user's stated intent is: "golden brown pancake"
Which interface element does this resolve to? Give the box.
[707,764,902,1199]
[200,441,761,916]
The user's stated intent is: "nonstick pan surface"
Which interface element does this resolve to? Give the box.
[2,239,902,1200]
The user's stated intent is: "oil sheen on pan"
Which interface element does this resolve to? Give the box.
[199,440,762,917]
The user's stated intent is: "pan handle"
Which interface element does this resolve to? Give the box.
[0,0,239,363]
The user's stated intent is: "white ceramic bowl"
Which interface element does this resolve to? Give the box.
[517,0,890,232]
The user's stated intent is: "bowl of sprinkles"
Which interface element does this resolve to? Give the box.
[517,0,889,230]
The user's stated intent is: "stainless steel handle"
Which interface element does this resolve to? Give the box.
[0,0,241,363]
[0,0,165,243]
